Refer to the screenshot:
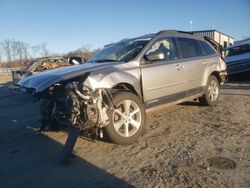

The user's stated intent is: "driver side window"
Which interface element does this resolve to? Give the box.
[147,38,178,61]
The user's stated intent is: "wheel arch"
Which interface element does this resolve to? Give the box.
[111,82,141,97]
[210,71,221,84]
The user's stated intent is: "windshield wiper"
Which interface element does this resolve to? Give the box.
[91,59,118,63]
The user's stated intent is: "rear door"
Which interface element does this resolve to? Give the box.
[140,37,188,107]
[177,37,208,93]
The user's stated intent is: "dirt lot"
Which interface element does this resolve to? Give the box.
[0,75,249,188]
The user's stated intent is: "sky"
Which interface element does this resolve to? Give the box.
[0,0,250,54]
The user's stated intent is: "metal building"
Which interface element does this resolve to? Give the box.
[192,30,234,48]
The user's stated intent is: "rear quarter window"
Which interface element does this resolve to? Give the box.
[199,40,217,56]
[178,38,203,58]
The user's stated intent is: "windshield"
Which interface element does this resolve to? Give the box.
[88,38,151,63]
[225,43,250,57]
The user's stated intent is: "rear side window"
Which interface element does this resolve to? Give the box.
[199,40,217,56]
[178,38,202,58]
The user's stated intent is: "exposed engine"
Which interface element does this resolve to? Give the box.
[38,75,115,139]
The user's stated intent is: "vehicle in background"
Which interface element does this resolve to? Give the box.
[224,39,250,75]
[12,56,83,83]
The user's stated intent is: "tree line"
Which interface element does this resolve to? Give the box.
[0,39,49,65]
[0,39,96,68]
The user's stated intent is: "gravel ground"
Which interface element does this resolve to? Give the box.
[0,75,249,188]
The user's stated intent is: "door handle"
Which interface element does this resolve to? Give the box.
[176,64,184,70]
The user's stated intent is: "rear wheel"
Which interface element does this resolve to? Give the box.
[105,92,146,145]
[199,75,220,106]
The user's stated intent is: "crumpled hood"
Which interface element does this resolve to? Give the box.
[18,62,113,92]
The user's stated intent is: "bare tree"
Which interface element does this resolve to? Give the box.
[80,44,94,60]
[0,48,2,63]
[11,40,29,62]
[30,44,41,59]
[1,39,12,63]
[40,42,49,57]
[65,44,96,61]
[81,44,92,53]
[30,42,49,58]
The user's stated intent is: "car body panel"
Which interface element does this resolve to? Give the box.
[83,61,142,96]
[18,62,114,92]
[177,57,206,90]
[140,59,188,102]
[18,61,142,96]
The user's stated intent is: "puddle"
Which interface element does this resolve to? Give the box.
[207,156,236,169]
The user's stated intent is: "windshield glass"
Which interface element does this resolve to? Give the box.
[225,43,250,57]
[88,38,151,63]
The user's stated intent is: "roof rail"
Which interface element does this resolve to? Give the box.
[156,30,195,35]
[176,30,194,35]
[156,30,177,35]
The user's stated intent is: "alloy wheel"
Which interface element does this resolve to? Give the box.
[112,99,142,137]
[208,80,219,102]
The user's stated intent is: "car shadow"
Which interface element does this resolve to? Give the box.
[178,101,202,107]
[0,82,132,188]
[0,128,132,188]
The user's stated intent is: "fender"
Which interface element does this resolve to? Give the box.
[84,65,141,96]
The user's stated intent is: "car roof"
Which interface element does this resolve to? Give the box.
[139,30,206,41]
[107,30,208,47]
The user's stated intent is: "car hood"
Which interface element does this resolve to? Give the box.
[18,62,114,92]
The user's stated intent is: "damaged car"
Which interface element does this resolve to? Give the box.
[18,30,227,145]
[12,56,82,83]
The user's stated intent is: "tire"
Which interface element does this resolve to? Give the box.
[199,75,220,106]
[105,92,146,145]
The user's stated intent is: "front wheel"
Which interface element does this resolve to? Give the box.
[105,92,146,145]
[199,75,220,106]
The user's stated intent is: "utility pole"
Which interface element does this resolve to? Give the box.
[189,21,193,31]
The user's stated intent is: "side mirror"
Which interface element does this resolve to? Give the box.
[145,51,165,61]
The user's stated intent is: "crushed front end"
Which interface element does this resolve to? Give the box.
[35,73,114,139]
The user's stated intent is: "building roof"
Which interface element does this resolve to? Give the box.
[192,30,235,39]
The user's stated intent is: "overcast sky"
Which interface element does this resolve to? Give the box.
[0,0,249,54]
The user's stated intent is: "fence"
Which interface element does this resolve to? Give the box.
[0,67,21,73]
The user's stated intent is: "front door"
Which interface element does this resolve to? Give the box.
[140,37,188,108]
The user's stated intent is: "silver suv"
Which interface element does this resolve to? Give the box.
[18,30,227,144]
